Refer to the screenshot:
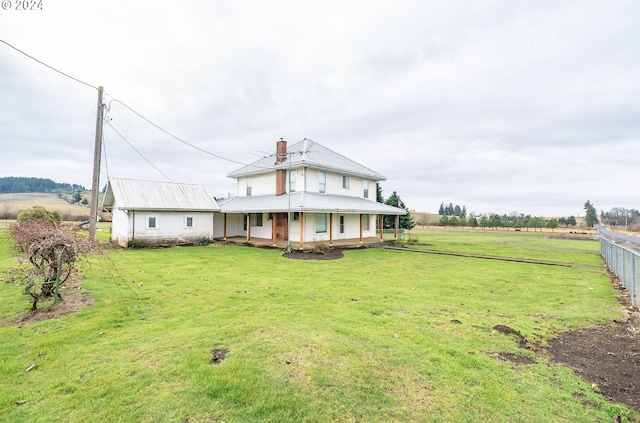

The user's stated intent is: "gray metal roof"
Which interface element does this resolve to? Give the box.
[102,178,219,212]
[227,139,387,181]
[218,193,406,215]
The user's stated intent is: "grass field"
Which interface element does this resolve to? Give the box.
[0,192,110,221]
[0,228,637,422]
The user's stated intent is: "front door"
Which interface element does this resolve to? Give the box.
[338,215,346,239]
[274,212,289,241]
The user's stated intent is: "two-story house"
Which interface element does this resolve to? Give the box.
[217,139,406,248]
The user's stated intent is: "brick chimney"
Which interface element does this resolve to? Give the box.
[275,139,287,195]
[275,139,287,165]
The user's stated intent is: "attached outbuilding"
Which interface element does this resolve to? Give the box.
[102,178,219,247]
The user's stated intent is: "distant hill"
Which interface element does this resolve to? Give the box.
[0,176,86,194]
[0,192,110,221]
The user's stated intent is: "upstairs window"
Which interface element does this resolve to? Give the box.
[342,175,350,189]
[246,177,252,196]
[318,171,326,194]
[363,180,369,198]
[289,170,297,193]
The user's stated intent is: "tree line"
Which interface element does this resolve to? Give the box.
[0,177,86,194]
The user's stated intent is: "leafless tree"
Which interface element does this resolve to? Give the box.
[9,220,97,310]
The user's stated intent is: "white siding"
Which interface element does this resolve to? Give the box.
[238,173,275,197]
[110,205,213,247]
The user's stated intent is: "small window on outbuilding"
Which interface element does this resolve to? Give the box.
[185,216,194,228]
[148,216,157,229]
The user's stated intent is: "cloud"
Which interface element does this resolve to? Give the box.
[0,0,638,217]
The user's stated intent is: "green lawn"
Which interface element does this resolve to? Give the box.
[0,228,636,422]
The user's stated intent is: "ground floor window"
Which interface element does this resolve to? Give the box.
[251,213,263,227]
[148,216,157,229]
[362,214,370,231]
[339,215,345,234]
[185,216,194,228]
[316,213,327,233]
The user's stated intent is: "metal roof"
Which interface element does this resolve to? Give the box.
[102,178,220,212]
[218,193,406,215]
[227,139,387,181]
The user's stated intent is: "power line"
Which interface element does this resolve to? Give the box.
[104,120,173,182]
[0,38,98,91]
[107,98,254,167]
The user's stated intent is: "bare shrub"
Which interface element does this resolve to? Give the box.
[9,219,97,310]
[313,242,331,254]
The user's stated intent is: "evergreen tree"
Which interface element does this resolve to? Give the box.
[447,203,454,216]
[454,205,462,217]
[383,191,415,230]
[376,184,384,203]
[461,206,467,218]
[584,200,598,227]
[438,202,445,215]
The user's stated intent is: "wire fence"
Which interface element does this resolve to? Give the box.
[600,238,639,309]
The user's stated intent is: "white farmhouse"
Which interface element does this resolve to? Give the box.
[102,178,219,247]
[218,139,406,248]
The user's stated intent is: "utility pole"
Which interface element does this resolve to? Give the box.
[89,86,104,240]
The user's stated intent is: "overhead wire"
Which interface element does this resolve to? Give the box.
[0,38,98,91]
[1,38,318,175]
[106,98,256,167]
[104,120,173,182]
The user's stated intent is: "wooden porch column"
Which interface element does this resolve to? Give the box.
[359,213,363,244]
[223,213,227,240]
[379,215,384,240]
[394,214,399,240]
[272,213,276,246]
[247,214,251,242]
[329,213,333,246]
[299,212,304,249]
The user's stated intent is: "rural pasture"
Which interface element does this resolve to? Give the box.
[0,227,638,422]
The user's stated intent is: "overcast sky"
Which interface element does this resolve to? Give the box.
[1,1,638,217]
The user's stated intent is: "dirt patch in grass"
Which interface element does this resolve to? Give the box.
[493,352,537,365]
[0,275,93,327]
[548,272,640,413]
[283,249,344,260]
[210,348,229,365]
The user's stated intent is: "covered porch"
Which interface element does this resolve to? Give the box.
[217,192,406,250]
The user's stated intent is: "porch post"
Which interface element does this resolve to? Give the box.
[299,212,304,249]
[379,215,384,240]
[223,213,227,241]
[359,213,363,244]
[329,213,333,246]
[247,214,251,242]
[394,214,399,240]
[272,213,276,246]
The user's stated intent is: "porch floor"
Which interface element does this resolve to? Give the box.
[217,236,391,250]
